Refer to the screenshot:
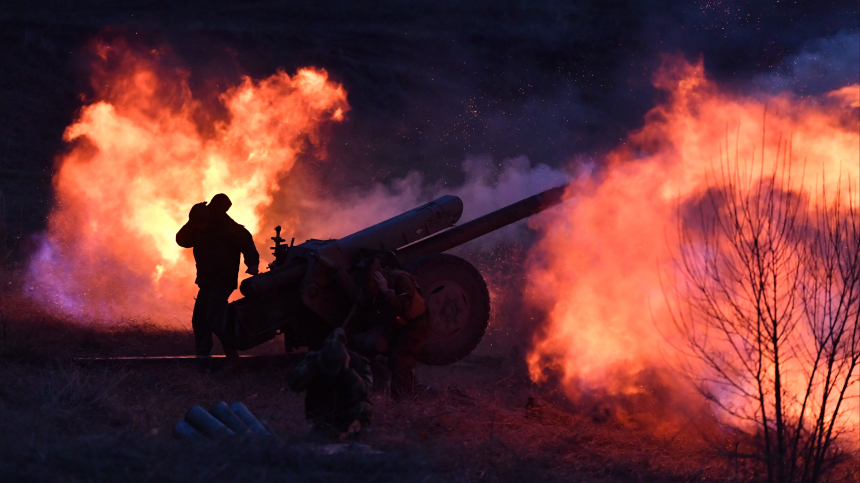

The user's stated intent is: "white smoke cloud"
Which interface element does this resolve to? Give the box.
[288,155,571,254]
[754,30,860,95]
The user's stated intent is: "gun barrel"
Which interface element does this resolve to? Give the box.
[396,183,569,265]
[337,194,463,256]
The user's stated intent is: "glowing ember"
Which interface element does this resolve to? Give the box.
[26,42,348,321]
[525,57,859,405]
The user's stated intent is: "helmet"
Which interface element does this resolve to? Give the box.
[318,338,347,376]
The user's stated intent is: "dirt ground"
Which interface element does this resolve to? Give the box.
[0,289,785,483]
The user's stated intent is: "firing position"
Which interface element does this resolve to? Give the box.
[176,193,259,358]
[348,257,430,399]
[288,328,373,440]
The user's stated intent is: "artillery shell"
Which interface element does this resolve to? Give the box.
[229,401,269,436]
[173,420,205,441]
[185,405,235,438]
[209,401,250,435]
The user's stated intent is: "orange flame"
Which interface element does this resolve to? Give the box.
[526,57,859,410]
[27,42,348,321]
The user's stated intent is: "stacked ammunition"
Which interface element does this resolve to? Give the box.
[174,401,271,440]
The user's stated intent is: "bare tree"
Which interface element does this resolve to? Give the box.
[668,131,859,483]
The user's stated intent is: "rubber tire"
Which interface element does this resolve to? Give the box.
[407,254,490,365]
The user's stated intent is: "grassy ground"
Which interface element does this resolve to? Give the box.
[0,284,786,483]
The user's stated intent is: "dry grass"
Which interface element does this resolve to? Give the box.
[3,286,856,482]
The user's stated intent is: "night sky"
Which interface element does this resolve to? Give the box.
[1,0,857,261]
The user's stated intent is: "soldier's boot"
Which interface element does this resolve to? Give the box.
[218,335,240,362]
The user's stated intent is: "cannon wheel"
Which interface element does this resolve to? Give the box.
[407,253,490,365]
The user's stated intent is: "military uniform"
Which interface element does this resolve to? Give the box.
[288,344,373,436]
[352,269,430,398]
[176,206,259,356]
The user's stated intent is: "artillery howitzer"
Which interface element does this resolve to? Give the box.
[221,184,568,364]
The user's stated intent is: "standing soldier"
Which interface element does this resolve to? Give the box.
[349,257,431,399]
[176,193,259,359]
[288,328,373,441]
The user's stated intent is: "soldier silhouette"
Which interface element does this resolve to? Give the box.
[176,193,259,358]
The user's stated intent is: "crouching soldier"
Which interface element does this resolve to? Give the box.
[288,329,373,441]
[350,257,431,399]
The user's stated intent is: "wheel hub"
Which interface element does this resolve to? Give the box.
[425,279,470,337]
